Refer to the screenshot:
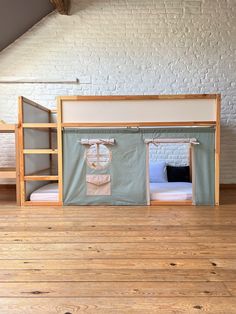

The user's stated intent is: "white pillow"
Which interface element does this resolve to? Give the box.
[149,161,168,183]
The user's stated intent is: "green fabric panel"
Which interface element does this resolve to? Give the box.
[63,129,147,205]
[63,127,215,206]
[142,128,215,205]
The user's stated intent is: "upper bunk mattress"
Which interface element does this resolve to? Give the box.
[30,183,59,202]
[150,182,192,201]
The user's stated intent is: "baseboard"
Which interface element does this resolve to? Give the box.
[0,184,16,190]
[220,184,236,190]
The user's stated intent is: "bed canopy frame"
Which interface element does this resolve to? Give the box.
[18,94,220,206]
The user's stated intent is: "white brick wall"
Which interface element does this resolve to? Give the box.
[150,143,189,166]
[0,0,235,183]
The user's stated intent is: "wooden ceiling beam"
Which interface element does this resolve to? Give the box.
[50,0,70,15]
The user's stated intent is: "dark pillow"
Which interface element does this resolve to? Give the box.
[167,165,191,182]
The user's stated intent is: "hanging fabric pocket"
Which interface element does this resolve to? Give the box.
[86,174,111,196]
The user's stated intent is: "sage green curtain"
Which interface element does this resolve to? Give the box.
[63,127,215,206]
[63,129,147,205]
[142,128,215,205]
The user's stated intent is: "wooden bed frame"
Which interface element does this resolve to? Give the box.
[18,94,221,206]
[18,97,59,206]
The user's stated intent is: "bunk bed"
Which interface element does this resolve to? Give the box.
[17,94,221,206]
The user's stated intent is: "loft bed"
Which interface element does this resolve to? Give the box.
[18,94,221,206]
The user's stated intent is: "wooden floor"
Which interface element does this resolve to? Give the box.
[0,190,236,313]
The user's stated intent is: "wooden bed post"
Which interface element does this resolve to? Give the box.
[215,94,221,205]
[15,124,21,206]
[18,96,25,205]
[57,97,63,205]
[188,144,192,182]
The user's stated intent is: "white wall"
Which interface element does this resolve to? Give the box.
[0,0,235,183]
[150,143,189,166]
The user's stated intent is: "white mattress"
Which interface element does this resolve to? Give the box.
[30,183,59,202]
[150,182,192,201]
[30,182,192,202]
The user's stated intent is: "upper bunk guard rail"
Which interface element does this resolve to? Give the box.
[58,94,219,101]
[59,94,219,126]
[21,97,51,113]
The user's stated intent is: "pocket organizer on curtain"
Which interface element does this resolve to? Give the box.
[86,174,111,196]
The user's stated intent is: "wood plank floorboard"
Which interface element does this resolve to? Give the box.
[0,189,235,313]
[1,297,236,314]
[1,268,236,282]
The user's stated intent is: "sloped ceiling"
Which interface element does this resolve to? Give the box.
[0,0,54,52]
